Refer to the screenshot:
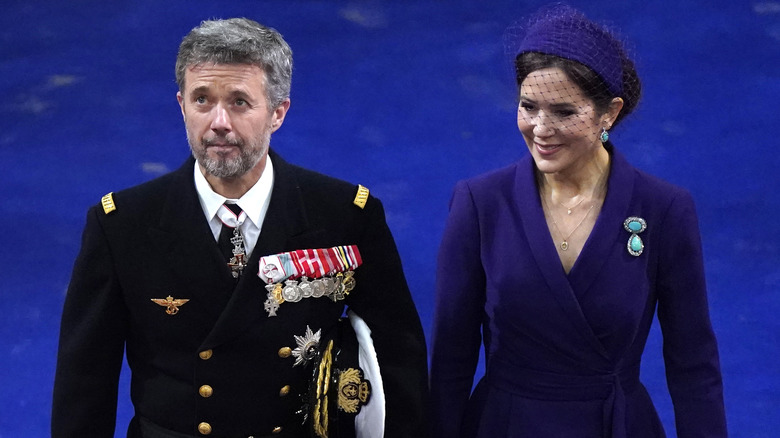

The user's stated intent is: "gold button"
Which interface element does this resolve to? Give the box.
[199,350,213,360]
[279,385,290,397]
[198,422,212,435]
[278,347,292,358]
[199,385,213,398]
[272,426,283,434]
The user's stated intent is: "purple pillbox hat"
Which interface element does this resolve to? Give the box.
[515,6,624,95]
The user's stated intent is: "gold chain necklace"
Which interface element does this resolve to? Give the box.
[546,200,595,251]
[537,164,608,252]
[559,196,585,215]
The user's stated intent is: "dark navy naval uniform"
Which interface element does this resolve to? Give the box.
[52,150,428,438]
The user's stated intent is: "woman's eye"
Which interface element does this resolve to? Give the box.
[520,102,535,111]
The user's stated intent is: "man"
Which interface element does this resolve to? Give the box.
[52,18,428,438]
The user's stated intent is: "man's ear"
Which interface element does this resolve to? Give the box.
[270,99,291,132]
[177,91,186,122]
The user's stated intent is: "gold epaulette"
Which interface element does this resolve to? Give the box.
[101,192,116,214]
[353,185,369,209]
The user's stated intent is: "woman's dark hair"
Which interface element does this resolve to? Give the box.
[515,52,641,127]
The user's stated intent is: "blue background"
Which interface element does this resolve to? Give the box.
[2,1,778,436]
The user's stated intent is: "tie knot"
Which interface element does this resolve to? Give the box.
[218,203,246,228]
[225,203,242,215]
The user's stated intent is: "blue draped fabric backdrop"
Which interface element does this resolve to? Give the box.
[1,1,778,436]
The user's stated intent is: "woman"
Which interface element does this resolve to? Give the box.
[429,6,726,437]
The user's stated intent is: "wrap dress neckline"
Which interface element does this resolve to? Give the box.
[494,149,641,437]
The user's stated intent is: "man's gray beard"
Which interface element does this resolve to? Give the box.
[188,135,266,179]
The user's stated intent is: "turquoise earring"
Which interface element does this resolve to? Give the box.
[600,127,610,143]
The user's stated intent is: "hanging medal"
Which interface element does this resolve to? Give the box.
[218,204,248,278]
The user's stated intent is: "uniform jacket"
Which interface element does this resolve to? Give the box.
[429,148,726,437]
[53,150,428,438]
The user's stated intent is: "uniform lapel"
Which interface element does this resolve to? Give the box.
[149,158,229,292]
[200,150,311,349]
[514,156,611,361]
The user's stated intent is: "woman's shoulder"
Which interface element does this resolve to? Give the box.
[630,166,693,205]
[612,148,692,203]
[612,152,698,225]
[459,156,531,194]
[445,157,534,215]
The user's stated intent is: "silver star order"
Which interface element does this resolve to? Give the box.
[292,325,321,367]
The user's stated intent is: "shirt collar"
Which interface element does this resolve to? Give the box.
[193,156,275,229]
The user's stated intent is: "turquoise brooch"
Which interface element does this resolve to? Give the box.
[623,217,646,256]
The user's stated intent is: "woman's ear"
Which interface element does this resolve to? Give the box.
[603,97,624,128]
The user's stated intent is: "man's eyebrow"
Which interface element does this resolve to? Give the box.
[188,85,210,95]
[227,89,251,98]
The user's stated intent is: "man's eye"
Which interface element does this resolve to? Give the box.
[235,99,247,106]
[195,96,207,104]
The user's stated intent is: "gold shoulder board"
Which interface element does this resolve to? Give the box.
[101,192,116,214]
[353,185,369,209]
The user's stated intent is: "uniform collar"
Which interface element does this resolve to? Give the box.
[193,155,275,230]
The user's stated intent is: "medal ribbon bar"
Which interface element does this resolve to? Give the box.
[259,245,362,284]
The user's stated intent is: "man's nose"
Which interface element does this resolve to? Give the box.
[210,103,231,133]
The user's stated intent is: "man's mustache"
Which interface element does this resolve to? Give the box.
[202,136,244,147]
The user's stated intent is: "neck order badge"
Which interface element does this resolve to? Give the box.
[218,203,247,278]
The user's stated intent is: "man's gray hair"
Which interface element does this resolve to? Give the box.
[175,18,293,109]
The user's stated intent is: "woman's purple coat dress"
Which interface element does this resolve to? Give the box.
[430,148,726,437]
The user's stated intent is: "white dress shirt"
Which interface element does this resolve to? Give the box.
[193,157,274,258]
